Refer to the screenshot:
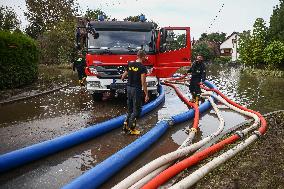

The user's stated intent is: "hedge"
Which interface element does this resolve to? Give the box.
[0,31,39,90]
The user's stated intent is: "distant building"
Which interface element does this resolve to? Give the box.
[220,32,239,61]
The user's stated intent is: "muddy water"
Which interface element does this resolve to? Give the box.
[0,64,283,188]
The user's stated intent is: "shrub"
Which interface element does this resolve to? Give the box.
[263,40,284,67]
[0,31,39,89]
[214,56,232,63]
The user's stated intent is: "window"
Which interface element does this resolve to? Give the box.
[224,49,231,53]
[88,30,154,52]
[164,30,186,51]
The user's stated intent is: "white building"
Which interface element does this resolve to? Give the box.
[220,32,239,61]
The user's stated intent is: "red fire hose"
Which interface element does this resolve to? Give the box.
[142,86,267,189]
[200,85,267,135]
[163,81,199,130]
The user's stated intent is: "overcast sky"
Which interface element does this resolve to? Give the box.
[1,0,280,38]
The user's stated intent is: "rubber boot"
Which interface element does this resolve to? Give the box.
[129,119,140,135]
[79,80,85,87]
[195,96,199,106]
[130,129,141,135]
[123,120,130,133]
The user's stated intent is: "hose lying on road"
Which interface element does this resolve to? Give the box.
[163,81,199,147]
[62,81,216,189]
[0,85,165,173]
[113,92,224,189]
[169,93,264,188]
[142,88,265,189]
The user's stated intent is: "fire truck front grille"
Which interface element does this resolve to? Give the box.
[96,66,126,79]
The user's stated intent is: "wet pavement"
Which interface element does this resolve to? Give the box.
[0,64,283,188]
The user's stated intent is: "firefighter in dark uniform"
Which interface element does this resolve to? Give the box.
[121,50,149,135]
[188,55,206,105]
[73,51,86,86]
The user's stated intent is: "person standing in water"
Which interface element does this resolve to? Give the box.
[188,55,206,105]
[73,51,86,86]
[121,50,149,135]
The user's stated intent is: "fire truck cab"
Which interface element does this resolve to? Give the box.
[78,19,191,100]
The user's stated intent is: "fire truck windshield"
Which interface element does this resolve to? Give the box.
[88,30,154,53]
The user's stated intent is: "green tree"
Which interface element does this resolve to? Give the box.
[269,0,284,42]
[199,32,226,56]
[123,14,158,29]
[124,15,140,22]
[199,32,226,44]
[39,20,76,64]
[25,0,78,39]
[192,42,215,61]
[85,8,109,21]
[0,6,20,31]
[238,18,268,66]
[251,18,268,65]
[238,30,253,65]
[263,40,284,67]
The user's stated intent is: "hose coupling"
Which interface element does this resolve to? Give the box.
[253,131,262,138]
[168,118,175,127]
[235,130,244,138]
[163,118,175,127]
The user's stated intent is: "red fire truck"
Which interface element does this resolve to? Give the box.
[77,19,191,100]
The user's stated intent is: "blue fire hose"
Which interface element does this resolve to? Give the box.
[62,81,216,189]
[0,85,165,173]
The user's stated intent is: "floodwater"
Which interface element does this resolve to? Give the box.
[0,64,283,188]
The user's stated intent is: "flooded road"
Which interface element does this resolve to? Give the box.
[0,64,283,188]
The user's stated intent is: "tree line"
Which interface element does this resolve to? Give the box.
[1,0,283,69]
[0,0,233,65]
[238,0,284,68]
[0,0,153,65]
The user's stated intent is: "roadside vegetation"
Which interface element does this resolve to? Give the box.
[1,0,283,90]
[238,0,284,72]
[191,32,228,62]
[0,31,39,90]
[0,0,159,91]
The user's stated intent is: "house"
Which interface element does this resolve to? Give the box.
[220,32,239,61]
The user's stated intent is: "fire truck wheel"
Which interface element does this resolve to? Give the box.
[92,93,103,101]
[149,92,158,101]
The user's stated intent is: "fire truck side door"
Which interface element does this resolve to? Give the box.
[154,27,191,78]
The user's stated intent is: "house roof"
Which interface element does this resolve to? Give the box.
[224,32,238,41]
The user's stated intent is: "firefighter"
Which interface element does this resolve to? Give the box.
[121,50,149,135]
[188,55,206,105]
[73,51,86,86]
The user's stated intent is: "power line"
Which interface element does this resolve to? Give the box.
[206,1,225,33]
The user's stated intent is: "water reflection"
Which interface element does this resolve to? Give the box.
[1,63,283,189]
[79,110,160,172]
[207,63,284,113]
